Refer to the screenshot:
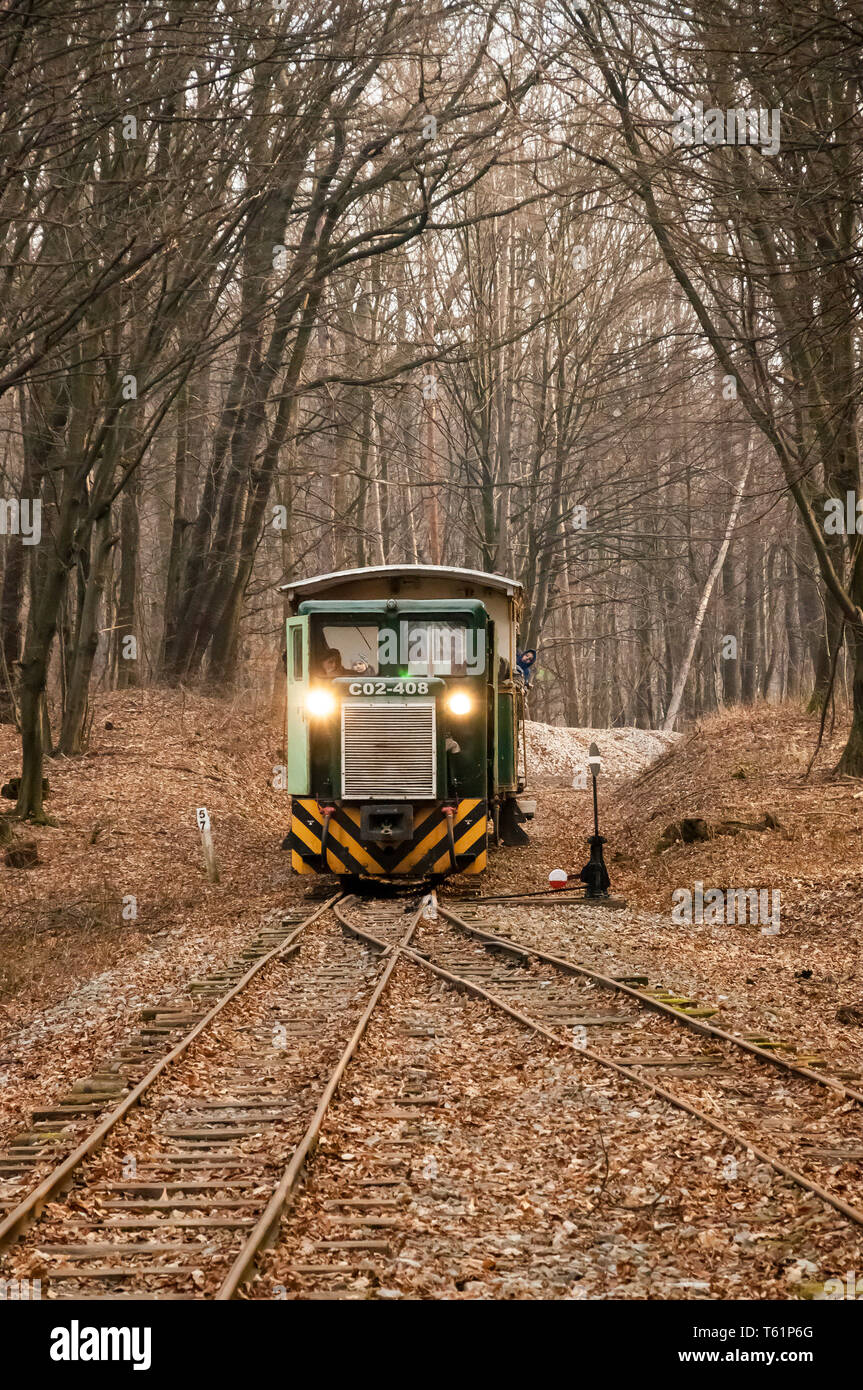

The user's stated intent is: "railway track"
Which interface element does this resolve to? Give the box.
[250,895,863,1300]
[0,894,423,1299]
[4,889,863,1300]
[0,899,336,1193]
[430,900,863,1225]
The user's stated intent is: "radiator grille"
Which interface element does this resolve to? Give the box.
[342,700,436,799]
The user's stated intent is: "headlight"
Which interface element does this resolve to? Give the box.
[306,688,336,717]
[446,691,472,716]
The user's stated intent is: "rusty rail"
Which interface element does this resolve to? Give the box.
[438,902,862,1102]
[0,893,343,1253]
[399,899,863,1234]
[215,895,424,1298]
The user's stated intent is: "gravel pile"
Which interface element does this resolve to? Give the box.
[524,721,678,783]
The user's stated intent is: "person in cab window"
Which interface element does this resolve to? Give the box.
[350,655,372,675]
[321,649,346,677]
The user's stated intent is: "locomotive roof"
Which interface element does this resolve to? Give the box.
[280,564,523,603]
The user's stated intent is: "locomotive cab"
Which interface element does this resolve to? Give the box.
[280,566,528,880]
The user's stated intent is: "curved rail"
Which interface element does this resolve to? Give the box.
[0,894,342,1254]
[404,899,863,1234]
[221,892,863,1292]
[9,889,861,1298]
[438,903,862,1101]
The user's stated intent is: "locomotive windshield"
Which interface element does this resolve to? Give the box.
[321,625,379,675]
[318,618,479,678]
[405,621,472,676]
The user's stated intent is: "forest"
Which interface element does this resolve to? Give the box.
[1,0,861,821]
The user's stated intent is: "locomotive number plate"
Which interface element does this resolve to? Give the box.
[347,680,430,696]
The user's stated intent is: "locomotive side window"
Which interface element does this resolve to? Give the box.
[291,626,304,680]
[322,625,379,675]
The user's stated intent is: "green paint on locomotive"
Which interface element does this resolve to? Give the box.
[296,598,489,802]
[279,565,530,874]
[496,687,518,790]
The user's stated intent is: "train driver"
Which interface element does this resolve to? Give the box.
[320,648,348,677]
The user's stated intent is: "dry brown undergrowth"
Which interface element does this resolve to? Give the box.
[605,701,863,937]
[2,693,859,1053]
[0,685,293,1020]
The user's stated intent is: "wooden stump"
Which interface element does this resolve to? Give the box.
[4,839,39,868]
[656,811,781,853]
[1,776,50,800]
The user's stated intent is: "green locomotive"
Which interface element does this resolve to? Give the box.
[280,565,532,880]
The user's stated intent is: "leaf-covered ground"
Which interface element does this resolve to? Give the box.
[0,688,308,1149]
[2,692,861,1246]
[478,701,863,1082]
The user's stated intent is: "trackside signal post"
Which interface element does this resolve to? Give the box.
[580,742,610,898]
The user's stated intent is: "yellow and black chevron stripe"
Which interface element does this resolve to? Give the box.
[289,798,487,877]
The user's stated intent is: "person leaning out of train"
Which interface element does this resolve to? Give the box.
[516,648,537,687]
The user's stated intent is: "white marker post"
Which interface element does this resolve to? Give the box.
[196,806,219,884]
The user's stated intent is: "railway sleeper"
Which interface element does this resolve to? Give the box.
[37,1243,221,1256]
[45,1266,205,1280]
[99,1199,261,1211]
[67,1216,256,1230]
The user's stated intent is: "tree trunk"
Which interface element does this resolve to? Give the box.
[741,537,758,703]
[16,541,70,822]
[663,450,751,731]
[59,509,116,754]
[838,622,863,775]
[116,471,140,688]
[808,593,844,715]
[207,292,322,685]
[784,539,804,698]
[0,529,24,723]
